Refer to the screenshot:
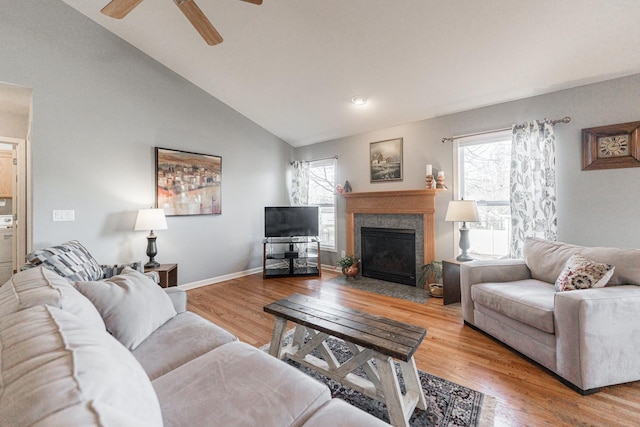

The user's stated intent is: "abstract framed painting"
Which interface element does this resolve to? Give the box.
[155,147,222,216]
[370,137,403,182]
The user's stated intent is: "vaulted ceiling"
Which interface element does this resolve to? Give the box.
[62,0,640,147]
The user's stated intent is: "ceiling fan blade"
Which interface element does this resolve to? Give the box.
[176,0,223,45]
[101,0,144,19]
[239,0,263,4]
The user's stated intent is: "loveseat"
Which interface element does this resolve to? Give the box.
[0,241,387,426]
[460,237,640,394]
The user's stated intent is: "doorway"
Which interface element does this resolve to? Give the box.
[0,82,32,280]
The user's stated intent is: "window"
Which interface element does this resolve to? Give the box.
[307,158,336,251]
[455,131,511,259]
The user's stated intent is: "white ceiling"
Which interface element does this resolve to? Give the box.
[61,0,640,147]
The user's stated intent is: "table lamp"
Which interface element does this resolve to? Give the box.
[134,208,168,268]
[445,199,479,261]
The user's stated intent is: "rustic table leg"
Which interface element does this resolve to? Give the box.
[268,316,288,359]
[375,355,410,427]
[292,324,306,350]
[399,357,427,410]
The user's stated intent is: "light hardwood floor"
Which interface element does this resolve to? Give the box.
[186,270,639,427]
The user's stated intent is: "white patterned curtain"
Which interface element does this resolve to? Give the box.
[510,121,557,258]
[289,161,309,206]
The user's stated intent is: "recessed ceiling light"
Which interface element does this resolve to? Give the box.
[351,96,368,105]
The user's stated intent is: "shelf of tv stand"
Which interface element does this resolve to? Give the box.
[263,237,322,279]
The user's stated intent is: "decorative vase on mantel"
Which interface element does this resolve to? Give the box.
[342,260,360,279]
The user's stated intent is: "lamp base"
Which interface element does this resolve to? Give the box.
[456,253,474,262]
[457,227,474,262]
[144,260,160,269]
[145,235,160,269]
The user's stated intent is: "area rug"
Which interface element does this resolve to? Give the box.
[328,274,431,304]
[261,331,495,427]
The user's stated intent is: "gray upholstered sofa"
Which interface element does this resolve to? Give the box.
[0,242,387,426]
[460,237,640,394]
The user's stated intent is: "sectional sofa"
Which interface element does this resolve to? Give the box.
[0,241,387,426]
[461,237,640,394]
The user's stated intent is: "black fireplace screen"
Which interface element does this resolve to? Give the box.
[361,227,416,286]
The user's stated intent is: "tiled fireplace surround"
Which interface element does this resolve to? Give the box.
[344,189,437,287]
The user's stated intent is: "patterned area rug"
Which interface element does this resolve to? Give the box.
[261,331,495,427]
[327,274,431,304]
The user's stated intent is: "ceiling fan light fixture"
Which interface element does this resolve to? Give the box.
[351,96,368,106]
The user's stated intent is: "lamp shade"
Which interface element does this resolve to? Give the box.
[445,200,479,223]
[134,208,168,231]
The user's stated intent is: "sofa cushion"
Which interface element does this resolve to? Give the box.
[302,399,389,427]
[102,260,160,284]
[0,305,162,426]
[24,240,104,282]
[471,279,556,333]
[75,267,176,350]
[101,260,145,277]
[524,237,640,286]
[153,341,331,427]
[0,266,105,329]
[133,311,238,380]
[555,254,615,292]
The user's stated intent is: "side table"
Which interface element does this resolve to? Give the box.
[144,263,178,288]
[442,259,465,305]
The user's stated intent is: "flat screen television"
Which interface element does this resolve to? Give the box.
[265,206,319,238]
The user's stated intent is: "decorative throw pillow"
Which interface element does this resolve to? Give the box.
[74,267,177,350]
[101,260,145,278]
[0,305,163,426]
[24,240,104,282]
[555,254,615,292]
[0,266,105,329]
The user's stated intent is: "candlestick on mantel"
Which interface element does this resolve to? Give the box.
[425,175,434,189]
[436,170,446,189]
[425,164,435,189]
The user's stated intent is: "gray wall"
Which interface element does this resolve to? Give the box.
[296,74,640,264]
[0,1,293,284]
[3,2,638,283]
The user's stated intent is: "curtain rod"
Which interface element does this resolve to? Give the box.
[290,155,338,165]
[441,116,571,143]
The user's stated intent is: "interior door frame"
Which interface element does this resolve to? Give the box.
[0,135,31,272]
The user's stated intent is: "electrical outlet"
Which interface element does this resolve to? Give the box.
[341,250,345,258]
[52,210,75,222]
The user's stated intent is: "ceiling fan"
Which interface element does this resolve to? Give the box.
[101,0,262,45]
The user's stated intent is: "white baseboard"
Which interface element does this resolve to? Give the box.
[179,264,337,291]
[322,264,339,272]
[179,267,263,290]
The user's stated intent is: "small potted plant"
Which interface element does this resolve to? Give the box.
[420,261,443,297]
[337,255,360,279]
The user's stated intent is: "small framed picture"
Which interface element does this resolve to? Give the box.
[370,138,403,182]
[155,147,222,215]
[582,121,640,170]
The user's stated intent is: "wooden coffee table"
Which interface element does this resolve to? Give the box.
[264,293,427,427]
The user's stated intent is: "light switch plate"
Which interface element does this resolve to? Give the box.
[52,210,75,222]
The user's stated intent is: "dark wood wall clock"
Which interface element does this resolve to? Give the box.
[582,121,640,170]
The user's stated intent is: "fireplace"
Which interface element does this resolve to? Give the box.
[343,189,437,264]
[361,227,416,286]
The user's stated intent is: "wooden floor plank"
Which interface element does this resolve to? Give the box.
[187,270,637,426]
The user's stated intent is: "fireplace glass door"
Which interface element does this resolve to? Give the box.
[361,227,416,286]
